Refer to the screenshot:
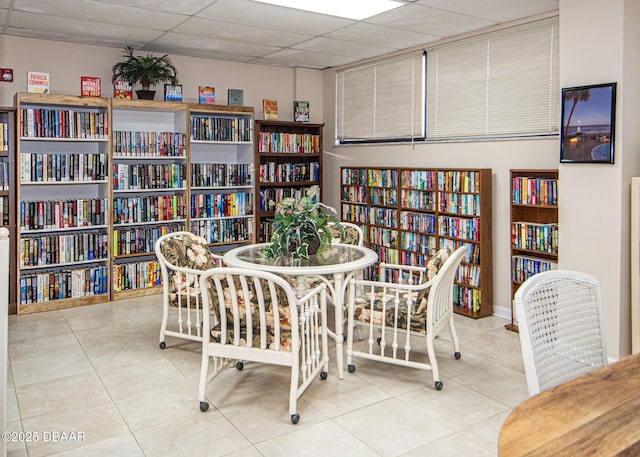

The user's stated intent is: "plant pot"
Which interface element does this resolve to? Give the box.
[288,237,321,257]
[136,89,156,100]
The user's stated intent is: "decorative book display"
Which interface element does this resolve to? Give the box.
[81,76,101,97]
[27,72,50,94]
[164,84,183,102]
[293,100,309,122]
[228,89,244,106]
[113,80,132,99]
[199,86,216,104]
[262,99,278,120]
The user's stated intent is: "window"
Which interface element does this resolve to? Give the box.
[336,52,425,143]
[335,16,559,143]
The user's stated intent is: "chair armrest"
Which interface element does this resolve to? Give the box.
[378,262,427,285]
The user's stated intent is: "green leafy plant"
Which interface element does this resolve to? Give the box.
[263,186,342,260]
[111,45,179,90]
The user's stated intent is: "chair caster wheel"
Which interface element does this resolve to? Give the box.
[159,341,166,349]
[454,351,461,359]
[435,381,443,390]
[320,371,328,380]
[291,413,300,424]
[347,364,356,373]
[199,401,209,412]
[235,361,244,371]
[376,337,381,345]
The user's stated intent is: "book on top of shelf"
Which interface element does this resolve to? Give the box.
[164,84,183,102]
[263,99,278,120]
[199,86,216,104]
[113,80,132,99]
[293,100,309,122]
[27,71,50,94]
[228,89,244,106]
[81,76,101,97]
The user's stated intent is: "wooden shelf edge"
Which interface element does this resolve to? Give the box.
[17,293,110,315]
[113,286,162,300]
[505,323,519,332]
[454,306,493,319]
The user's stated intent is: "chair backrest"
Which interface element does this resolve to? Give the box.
[514,270,607,396]
[329,222,364,247]
[425,246,467,333]
[154,231,223,272]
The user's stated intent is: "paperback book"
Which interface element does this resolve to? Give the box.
[81,76,101,97]
[164,84,183,102]
[228,88,244,106]
[113,80,132,99]
[263,99,278,120]
[27,71,50,94]
[294,100,309,122]
[199,86,216,104]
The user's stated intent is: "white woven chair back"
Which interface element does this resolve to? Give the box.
[515,270,607,396]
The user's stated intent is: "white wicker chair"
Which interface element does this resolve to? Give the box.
[346,246,466,390]
[515,269,607,396]
[197,267,329,424]
[155,231,223,348]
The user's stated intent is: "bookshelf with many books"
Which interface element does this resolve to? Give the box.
[188,103,255,250]
[0,107,17,312]
[15,93,111,314]
[341,166,493,318]
[255,120,323,242]
[506,169,559,331]
[111,98,188,299]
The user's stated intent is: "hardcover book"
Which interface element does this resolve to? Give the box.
[199,86,216,104]
[81,76,101,97]
[27,71,50,94]
[113,80,132,99]
[262,99,278,120]
[164,84,183,102]
[228,88,244,106]
[294,100,309,122]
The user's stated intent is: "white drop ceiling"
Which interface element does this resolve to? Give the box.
[0,0,559,69]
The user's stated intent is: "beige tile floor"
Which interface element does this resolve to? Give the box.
[6,296,528,457]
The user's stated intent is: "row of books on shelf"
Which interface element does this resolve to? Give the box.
[258,219,274,242]
[512,255,558,283]
[112,163,186,190]
[437,171,481,193]
[368,207,398,228]
[438,193,481,216]
[19,108,109,139]
[367,168,397,188]
[342,168,484,194]
[369,226,397,249]
[370,187,397,206]
[438,216,481,241]
[258,161,320,183]
[20,266,109,305]
[402,169,436,190]
[439,239,481,264]
[401,211,436,234]
[401,189,435,211]
[456,264,481,288]
[191,116,252,142]
[511,222,559,254]
[341,168,367,186]
[0,120,9,151]
[113,224,183,256]
[113,260,161,292]
[512,177,558,206]
[342,185,367,204]
[258,132,320,154]
[259,186,314,212]
[20,232,109,267]
[21,153,107,183]
[191,163,252,188]
[20,198,108,231]
[190,218,253,244]
[401,232,437,255]
[0,161,8,190]
[341,203,367,224]
[453,285,481,313]
[190,192,253,219]
[113,131,186,157]
[113,195,186,225]
[0,196,8,226]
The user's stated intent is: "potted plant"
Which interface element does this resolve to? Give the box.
[111,45,179,100]
[263,185,342,260]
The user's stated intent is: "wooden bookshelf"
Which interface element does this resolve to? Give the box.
[341,166,493,318]
[254,120,323,242]
[0,107,16,313]
[506,169,559,331]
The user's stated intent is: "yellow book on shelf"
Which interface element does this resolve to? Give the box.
[262,99,278,120]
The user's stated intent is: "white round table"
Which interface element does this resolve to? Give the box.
[223,242,378,379]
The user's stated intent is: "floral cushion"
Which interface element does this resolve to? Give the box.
[329,224,361,246]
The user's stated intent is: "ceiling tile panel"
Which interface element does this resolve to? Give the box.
[261,48,354,68]
[0,8,7,26]
[413,0,559,23]
[325,22,439,49]
[5,27,149,49]
[174,17,313,47]
[291,37,396,59]
[144,44,254,63]
[99,0,217,15]
[151,32,280,58]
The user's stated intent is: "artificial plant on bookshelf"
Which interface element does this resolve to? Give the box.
[15,93,111,314]
[0,107,17,312]
[341,166,493,318]
[189,103,255,251]
[506,169,559,331]
[254,120,323,242]
[111,98,187,299]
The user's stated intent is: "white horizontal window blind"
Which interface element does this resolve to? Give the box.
[426,17,559,140]
[336,52,425,143]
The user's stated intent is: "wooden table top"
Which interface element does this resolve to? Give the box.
[498,352,640,456]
